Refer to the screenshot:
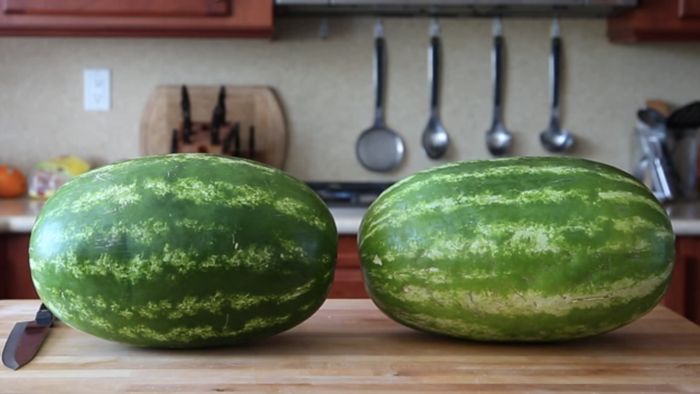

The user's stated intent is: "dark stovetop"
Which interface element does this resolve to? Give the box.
[306,182,393,207]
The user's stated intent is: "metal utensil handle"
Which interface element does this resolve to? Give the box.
[492,35,503,124]
[373,36,386,125]
[549,36,562,125]
[428,35,441,114]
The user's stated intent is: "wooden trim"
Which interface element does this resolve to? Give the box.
[4,0,230,17]
[608,0,700,42]
[0,0,273,38]
[679,0,700,18]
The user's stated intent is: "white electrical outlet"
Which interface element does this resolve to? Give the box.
[83,69,111,111]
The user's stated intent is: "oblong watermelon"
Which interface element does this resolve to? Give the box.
[30,154,337,348]
[359,157,675,341]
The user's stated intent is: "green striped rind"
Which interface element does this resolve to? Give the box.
[29,154,337,347]
[358,157,675,341]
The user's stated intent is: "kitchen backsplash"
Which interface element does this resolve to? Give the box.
[1,18,699,181]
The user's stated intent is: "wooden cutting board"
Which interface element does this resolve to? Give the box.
[140,85,288,168]
[1,300,699,392]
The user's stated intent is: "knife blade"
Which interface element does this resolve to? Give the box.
[2,303,55,370]
[181,85,193,144]
[223,123,239,156]
[210,86,226,145]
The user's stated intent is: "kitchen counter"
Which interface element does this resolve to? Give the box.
[0,299,699,392]
[0,198,42,233]
[665,201,700,236]
[0,198,366,235]
[4,198,700,235]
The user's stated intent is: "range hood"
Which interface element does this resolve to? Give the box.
[275,0,638,17]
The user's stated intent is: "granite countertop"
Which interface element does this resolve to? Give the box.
[2,198,700,236]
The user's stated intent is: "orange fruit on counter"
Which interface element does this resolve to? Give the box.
[0,164,28,198]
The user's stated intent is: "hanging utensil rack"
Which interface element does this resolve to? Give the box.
[275,0,637,18]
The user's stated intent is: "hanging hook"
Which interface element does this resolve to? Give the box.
[551,16,560,38]
[492,16,503,36]
[319,17,329,39]
[430,17,441,37]
[374,18,384,38]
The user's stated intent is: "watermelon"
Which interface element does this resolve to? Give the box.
[358,157,675,341]
[29,154,337,348]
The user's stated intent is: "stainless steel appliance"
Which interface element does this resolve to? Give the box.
[307,182,393,206]
[634,101,700,202]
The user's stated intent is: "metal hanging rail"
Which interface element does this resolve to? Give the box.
[275,0,638,18]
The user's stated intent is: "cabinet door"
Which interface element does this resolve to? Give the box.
[1,233,370,299]
[663,237,700,324]
[0,0,272,37]
[0,234,37,299]
[608,0,700,42]
[328,235,368,298]
[680,0,700,18]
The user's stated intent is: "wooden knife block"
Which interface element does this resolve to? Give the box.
[172,122,255,157]
[140,85,288,168]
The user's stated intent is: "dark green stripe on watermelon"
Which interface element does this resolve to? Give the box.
[30,154,337,347]
[359,157,674,341]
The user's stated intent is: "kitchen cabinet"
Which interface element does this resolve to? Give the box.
[608,0,700,42]
[0,234,36,299]
[329,235,368,299]
[0,0,273,37]
[664,236,700,324]
[330,235,700,322]
[2,233,698,321]
[0,233,367,300]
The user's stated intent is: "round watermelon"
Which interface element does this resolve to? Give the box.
[29,154,337,348]
[358,157,675,341]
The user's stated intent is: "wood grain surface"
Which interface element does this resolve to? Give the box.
[0,0,273,37]
[140,85,287,169]
[1,300,699,393]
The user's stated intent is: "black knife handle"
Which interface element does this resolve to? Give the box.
[223,123,238,155]
[181,85,192,144]
[183,120,192,144]
[211,87,226,145]
[249,126,255,159]
[210,114,221,145]
[222,132,230,155]
[36,304,54,327]
[170,129,179,154]
[217,86,226,122]
[233,126,241,157]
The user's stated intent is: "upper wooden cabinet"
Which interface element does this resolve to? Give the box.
[0,0,273,37]
[608,0,700,42]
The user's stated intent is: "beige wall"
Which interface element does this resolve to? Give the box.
[1,18,699,181]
